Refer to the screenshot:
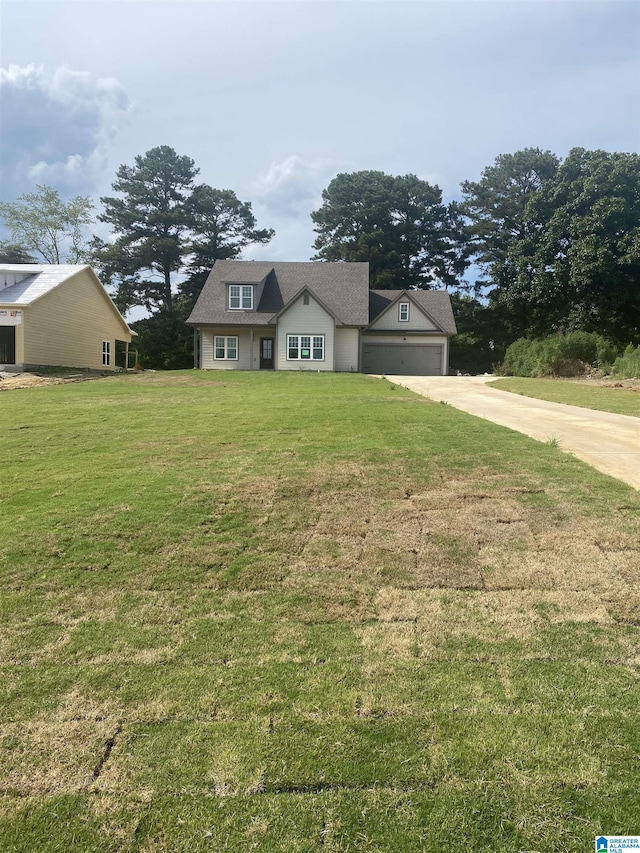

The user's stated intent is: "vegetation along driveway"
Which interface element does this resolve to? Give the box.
[388,375,640,490]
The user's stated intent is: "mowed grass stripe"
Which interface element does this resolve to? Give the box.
[0,371,638,851]
[491,376,640,416]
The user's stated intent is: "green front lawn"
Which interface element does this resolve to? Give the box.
[1,371,638,851]
[491,376,640,417]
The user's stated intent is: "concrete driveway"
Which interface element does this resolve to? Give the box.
[387,375,640,490]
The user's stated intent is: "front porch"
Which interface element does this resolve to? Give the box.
[195,326,276,370]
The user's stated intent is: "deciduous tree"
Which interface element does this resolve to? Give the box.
[0,185,94,263]
[506,148,640,344]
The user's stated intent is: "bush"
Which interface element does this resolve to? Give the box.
[612,345,640,379]
[498,332,618,377]
[498,338,546,377]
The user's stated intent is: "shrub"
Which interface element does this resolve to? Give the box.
[498,338,545,377]
[612,345,640,379]
[498,332,618,377]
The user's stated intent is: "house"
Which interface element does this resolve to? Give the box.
[0,264,135,372]
[186,260,457,375]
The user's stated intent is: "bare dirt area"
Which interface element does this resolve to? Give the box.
[568,376,640,391]
[0,371,110,391]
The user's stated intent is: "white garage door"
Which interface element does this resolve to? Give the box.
[362,344,443,375]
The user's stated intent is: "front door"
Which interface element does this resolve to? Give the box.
[260,338,274,369]
[0,326,16,364]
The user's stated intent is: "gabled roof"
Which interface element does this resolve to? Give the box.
[369,289,457,334]
[187,260,371,326]
[0,264,88,305]
[271,285,343,325]
[0,264,134,336]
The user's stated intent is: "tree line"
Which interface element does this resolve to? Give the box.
[1,144,638,370]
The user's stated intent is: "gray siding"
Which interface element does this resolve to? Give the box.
[200,326,274,369]
[335,327,360,372]
[368,301,438,331]
[276,294,335,371]
[201,328,251,370]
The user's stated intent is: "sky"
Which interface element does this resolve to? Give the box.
[1,0,639,278]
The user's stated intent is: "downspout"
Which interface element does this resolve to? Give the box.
[250,329,254,370]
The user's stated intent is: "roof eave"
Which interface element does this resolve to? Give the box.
[366,289,448,333]
[271,285,344,325]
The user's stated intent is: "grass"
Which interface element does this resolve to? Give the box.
[1,370,639,852]
[490,377,640,417]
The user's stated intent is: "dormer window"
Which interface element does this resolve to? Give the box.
[229,284,253,310]
[399,302,409,322]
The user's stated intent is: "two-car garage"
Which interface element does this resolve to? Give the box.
[362,342,444,375]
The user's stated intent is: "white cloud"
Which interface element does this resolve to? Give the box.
[253,155,341,219]
[0,64,131,200]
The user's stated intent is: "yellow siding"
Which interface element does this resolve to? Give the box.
[276,294,335,371]
[23,269,131,370]
[16,320,24,364]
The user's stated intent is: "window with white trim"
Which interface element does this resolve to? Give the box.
[102,340,111,366]
[399,302,410,321]
[214,336,238,360]
[287,334,324,361]
[228,285,253,309]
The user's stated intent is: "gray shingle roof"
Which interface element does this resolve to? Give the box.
[187,261,456,335]
[369,289,457,334]
[186,261,371,326]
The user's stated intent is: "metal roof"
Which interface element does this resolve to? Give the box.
[0,264,134,336]
[0,264,90,306]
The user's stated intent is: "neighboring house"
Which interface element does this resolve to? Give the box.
[0,264,136,372]
[187,260,457,375]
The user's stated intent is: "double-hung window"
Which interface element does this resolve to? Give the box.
[287,334,324,361]
[399,302,410,322]
[229,285,253,310]
[102,340,111,366]
[214,336,238,360]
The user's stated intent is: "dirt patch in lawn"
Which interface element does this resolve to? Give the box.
[0,692,120,795]
[178,468,640,628]
[568,377,640,391]
[0,371,108,391]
